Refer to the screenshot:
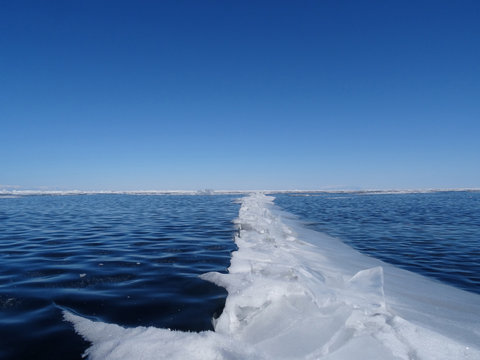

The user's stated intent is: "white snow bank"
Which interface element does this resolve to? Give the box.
[64,193,480,359]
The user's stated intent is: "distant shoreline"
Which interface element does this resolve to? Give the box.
[1,188,479,196]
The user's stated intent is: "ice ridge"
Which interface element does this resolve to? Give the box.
[64,193,480,359]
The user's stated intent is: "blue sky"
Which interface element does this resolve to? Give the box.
[1,1,479,190]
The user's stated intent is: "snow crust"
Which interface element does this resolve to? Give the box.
[64,193,480,359]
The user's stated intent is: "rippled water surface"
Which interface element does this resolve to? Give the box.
[0,195,239,360]
[275,191,480,294]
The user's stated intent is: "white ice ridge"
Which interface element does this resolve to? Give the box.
[64,193,480,360]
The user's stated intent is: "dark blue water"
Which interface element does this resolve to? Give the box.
[0,195,239,360]
[274,191,480,295]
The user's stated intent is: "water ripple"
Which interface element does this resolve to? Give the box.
[0,195,239,360]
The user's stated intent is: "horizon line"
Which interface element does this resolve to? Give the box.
[1,188,479,196]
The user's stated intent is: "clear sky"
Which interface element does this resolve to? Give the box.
[1,1,479,191]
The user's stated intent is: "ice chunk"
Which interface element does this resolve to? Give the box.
[345,266,385,311]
